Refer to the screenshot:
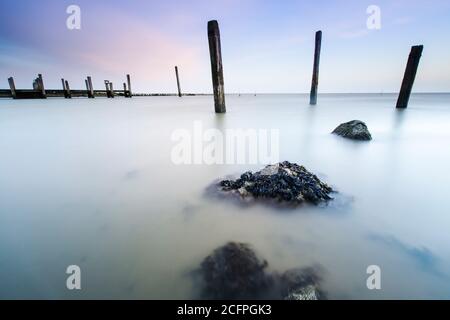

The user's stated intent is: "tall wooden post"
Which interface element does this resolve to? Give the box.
[310,31,322,105]
[65,80,71,98]
[175,66,182,97]
[38,74,47,98]
[87,76,94,98]
[123,82,127,96]
[396,45,424,109]
[126,74,132,97]
[8,77,17,99]
[207,20,226,113]
[85,79,90,96]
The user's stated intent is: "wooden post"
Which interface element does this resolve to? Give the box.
[87,76,94,98]
[65,80,72,98]
[104,80,111,98]
[38,74,46,98]
[85,79,90,97]
[109,82,115,98]
[8,77,17,99]
[396,45,424,109]
[175,66,182,97]
[207,20,226,113]
[123,82,127,96]
[62,78,68,98]
[310,31,322,105]
[126,74,132,97]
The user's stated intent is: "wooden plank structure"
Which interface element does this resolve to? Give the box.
[310,31,322,105]
[396,45,424,108]
[2,74,134,98]
[207,20,226,113]
[175,66,182,97]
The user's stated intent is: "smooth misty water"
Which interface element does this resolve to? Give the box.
[0,94,450,299]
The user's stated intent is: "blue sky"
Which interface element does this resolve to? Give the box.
[0,0,449,93]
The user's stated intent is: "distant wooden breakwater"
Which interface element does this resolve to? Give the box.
[2,20,423,111]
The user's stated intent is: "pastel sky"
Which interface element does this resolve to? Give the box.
[1,0,449,93]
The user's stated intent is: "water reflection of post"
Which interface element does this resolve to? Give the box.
[386,108,408,177]
[210,113,227,175]
[299,104,317,158]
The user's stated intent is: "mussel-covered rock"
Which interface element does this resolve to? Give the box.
[332,120,372,141]
[219,161,334,206]
[198,242,324,300]
[284,285,318,300]
[279,266,324,300]
[199,242,271,299]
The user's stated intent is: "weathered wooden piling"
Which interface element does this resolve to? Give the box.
[33,78,40,91]
[87,76,94,98]
[207,20,226,113]
[31,75,46,98]
[310,31,322,105]
[175,66,182,97]
[8,77,17,99]
[104,80,110,97]
[109,82,115,98]
[126,74,132,97]
[38,74,46,98]
[65,80,72,98]
[104,80,114,98]
[396,45,424,109]
[61,78,69,98]
[123,82,127,96]
[85,79,90,96]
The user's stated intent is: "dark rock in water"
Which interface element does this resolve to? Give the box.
[199,242,271,299]
[219,161,334,206]
[278,266,325,300]
[198,242,324,300]
[332,120,372,141]
[284,285,318,300]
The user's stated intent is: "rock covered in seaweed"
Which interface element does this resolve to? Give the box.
[219,161,334,205]
[332,120,372,141]
[279,267,323,300]
[199,242,271,299]
[284,285,318,300]
[198,242,324,300]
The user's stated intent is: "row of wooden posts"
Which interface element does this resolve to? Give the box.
[5,20,423,111]
[206,21,423,112]
[8,74,132,99]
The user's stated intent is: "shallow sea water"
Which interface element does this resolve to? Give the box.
[0,93,449,299]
